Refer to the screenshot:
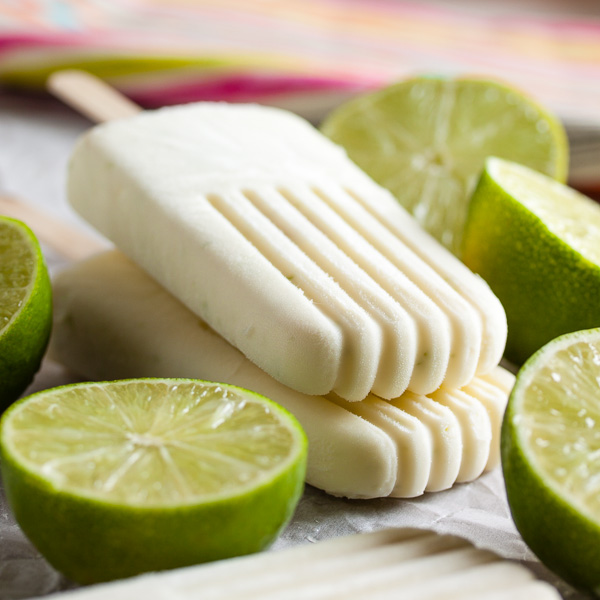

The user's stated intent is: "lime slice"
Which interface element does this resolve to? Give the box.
[0,216,52,409]
[0,378,307,584]
[321,76,568,255]
[462,157,600,365]
[502,328,600,592]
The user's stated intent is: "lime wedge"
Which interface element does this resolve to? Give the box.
[463,157,600,365]
[502,328,600,592]
[0,216,52,409]
[321,76,568,255]
[0,379,307,584]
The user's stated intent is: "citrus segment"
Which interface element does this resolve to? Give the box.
[463,157,600,365]
[321,76,567,254]
[0,379,307,583]
[0,216,52,409]
[502,328,600,592]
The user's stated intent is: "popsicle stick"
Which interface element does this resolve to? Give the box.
[47,69,142,123]
[0,194,108,261]
[41,70,130,256]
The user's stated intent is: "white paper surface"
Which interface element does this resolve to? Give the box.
[0,93,588,600]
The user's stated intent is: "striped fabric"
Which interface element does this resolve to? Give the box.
[0,0,598,187]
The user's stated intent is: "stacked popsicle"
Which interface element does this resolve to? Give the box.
[51,100,511,499]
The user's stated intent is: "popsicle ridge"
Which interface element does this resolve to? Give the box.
[460,376,509,468]
[274,185,456,396]
[429,387,493,482]
[243,185,428,398]
[204,188,382,401]
[305,183,482,389]
[344,183,507,374]
[330,366,508,497]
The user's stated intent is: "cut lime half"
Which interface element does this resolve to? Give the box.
[0,378,307,583]
[463,157,600,365]
[502,328,600,592]
[0,216,52,410]
[321,76,567,254]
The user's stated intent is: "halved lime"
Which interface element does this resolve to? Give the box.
[463,157,600,365]
[0,379,307,584]
[502,328,600,592]
[321,76,567,255]
[0,216,52,410]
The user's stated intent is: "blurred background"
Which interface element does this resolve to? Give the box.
[0,0,599,193]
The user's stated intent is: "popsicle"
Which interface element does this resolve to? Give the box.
[65,99,507,401]
[50,250,513,499]
[27,528,560,599]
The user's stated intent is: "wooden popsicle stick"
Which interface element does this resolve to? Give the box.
[41,70,140,258]
[0,194,108,261]
[47,69,142,123]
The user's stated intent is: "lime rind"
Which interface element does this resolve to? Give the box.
[502,329,600,592]
[321,75,568,255]
[0,217,52,409]
[505,330,600,521]
[463,158,600,365]
[0,217,41,331]
[487,158,600,266]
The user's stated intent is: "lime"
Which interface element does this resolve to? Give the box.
[320,76,567,255]
[0,216,52,410]
[502,328,600,592]
[462,157,600,366]
[0,378,307,584]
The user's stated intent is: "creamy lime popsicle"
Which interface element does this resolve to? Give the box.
[51,251,513,499]
[67,103,507,401]
[26,528,560,600]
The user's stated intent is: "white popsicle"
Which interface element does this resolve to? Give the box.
[67,102,507,401]
[51,251,513,499]
[27,528,560,600]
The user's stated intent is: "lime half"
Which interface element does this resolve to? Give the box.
[321,76,567,254]
[0,379,307,584]
[502,329,600,592]
[463,157,600,365]
[0,216,52,410]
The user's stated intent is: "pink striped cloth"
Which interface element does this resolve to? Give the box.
[1,0,599,125]
[1,0,599,191]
